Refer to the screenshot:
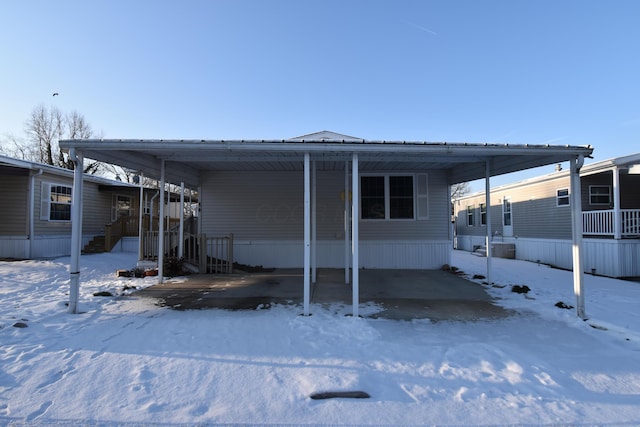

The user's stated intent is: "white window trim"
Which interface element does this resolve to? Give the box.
[466,205,474,227]
[556,188,570,207]
[479,203,487,225]
[360,173,428,221]
[589,185,611,206]
[502,197,512,226]
[40,181,73,222]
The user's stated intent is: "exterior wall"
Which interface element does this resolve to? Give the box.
[0,168,134,259]
[581,172,612,212]
[455,174,573,241]
[201,169,451,269]
[620,173,640,209]
[0,175,29,236]
[508,237,640,278]
[33,172,112,237]
[454,169,640,278]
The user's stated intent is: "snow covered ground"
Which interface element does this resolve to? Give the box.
[1,250,639,426]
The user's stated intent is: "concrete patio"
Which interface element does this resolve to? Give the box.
[133,268,512,321]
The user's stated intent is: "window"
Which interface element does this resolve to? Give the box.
[480,203,487,225]
[466,205,474,226]
[112,195,133,221]
[389,176,414,219]
[361,176,386,219]
[41,183,72,221]
[556,189,570,206]
[361,174,426,220]
[503,198,512,226]
[589,186,611,205]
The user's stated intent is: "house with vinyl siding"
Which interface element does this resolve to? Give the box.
[454,153,640,278]
[0,154,159,259]
[59,131,594,316]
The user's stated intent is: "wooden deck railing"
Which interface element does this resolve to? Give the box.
[583,209,640,237]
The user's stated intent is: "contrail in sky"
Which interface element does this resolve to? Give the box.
[407,21,437,36]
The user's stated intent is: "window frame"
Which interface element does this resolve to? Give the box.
[111,194,133,222]
[466,205,474,227]
[360,173,427,221]
[556,188,570,207]
[589,185,611,206]
[40,182,73,222]
[479,202,487,225]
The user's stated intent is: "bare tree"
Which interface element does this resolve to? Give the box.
[451,182,471,200]
[20,104,103,173]
[1,133,35,160]
[25,105,64,166]
[450,182,471,219]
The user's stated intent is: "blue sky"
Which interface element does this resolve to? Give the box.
[1,0,639,189]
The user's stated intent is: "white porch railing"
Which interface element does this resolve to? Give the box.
[583,209,640,237]
[143,231,233,273]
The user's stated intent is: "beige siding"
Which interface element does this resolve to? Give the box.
[34,172,115,236]
[34,172,73,236]
[0,175,29,235]
[82,184,114,234]
[201,170,450,241]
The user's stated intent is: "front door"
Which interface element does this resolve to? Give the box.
[502,197,513,237]
[112,194,133,222]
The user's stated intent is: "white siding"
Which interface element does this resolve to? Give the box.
[233,240,451,269]
[0,237,29,259]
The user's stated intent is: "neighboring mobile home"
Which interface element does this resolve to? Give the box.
[0,154,180,259]
[454,153,640,278]
[60,131,594,316]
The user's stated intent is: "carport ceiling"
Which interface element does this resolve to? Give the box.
[59,139,593,188]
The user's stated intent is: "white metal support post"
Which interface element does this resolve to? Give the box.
[303,153,311,316]
[68,149,84,314]
[351,153,359,317]
[344,161,350,284]
[485,160,493,285]
[179,182,185,258]
[613,167,622,240]
[570,155,586,318]
[158,160,165,283]
[138,173,144,261]
[311,161,317,283]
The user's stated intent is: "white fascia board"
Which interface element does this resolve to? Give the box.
[61,139,592,157]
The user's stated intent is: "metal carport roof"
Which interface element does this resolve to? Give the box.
[59,137,594,188]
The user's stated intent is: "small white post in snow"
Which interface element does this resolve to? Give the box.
[68,149,84,314]
[351,153,359,317]
[303,153,311,316]
[570,155,586,319]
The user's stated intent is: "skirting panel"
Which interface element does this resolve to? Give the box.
[232,240,452,269]
[464,237,640,278]
[0,236,29,259]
